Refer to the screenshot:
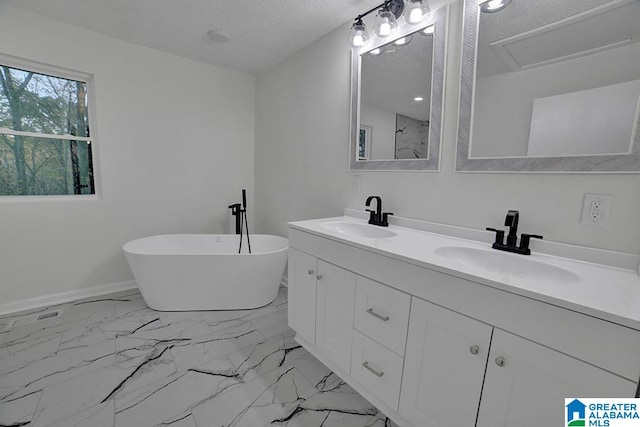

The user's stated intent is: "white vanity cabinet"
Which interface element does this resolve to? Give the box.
[399,297,493,427]
[354,276,411,356]
[399,299,637,427]
[476,329,636,427]
[315,260,356,374]
[350,276,411,409]
[287,225,640,427]
[287,248,317,344]
[288,248,357,374]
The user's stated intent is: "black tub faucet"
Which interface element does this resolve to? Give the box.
[228,203,242,234]
[486,210,543,255]
[365,196,393,227]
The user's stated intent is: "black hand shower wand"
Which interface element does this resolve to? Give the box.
[237,189,252,254]
[243,189,252,254]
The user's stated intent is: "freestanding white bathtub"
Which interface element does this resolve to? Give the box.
[123,234,288,311]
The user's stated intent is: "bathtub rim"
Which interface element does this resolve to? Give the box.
[123,234,289,256]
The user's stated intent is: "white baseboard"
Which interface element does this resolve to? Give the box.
[0,280,138,316]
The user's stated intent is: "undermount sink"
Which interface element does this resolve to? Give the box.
[321,221,397,239]
[434,246,581,284]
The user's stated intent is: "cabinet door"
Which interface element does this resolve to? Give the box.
[477,329,637,427]
[399,297,493,427]
[315,260,357,374]
[287,248,317,344]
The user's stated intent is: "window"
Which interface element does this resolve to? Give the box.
[0,56,96,196]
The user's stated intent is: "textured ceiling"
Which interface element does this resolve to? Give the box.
[0,0,382,75]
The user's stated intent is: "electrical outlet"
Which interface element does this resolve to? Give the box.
[581,194,613,225]
[589,201,603,221]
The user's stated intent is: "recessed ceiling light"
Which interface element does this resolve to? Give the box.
[414,97,424,102]
[206,29,230,43]
[480,0,512,13]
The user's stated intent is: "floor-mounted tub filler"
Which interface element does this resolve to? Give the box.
[123,234,288,311]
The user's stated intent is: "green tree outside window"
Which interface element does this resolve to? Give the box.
[0,62,95,196]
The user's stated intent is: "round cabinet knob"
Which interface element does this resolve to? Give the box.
[495,357,506,367]
[316,275,323,281]
[307,270,314,276]
[469,345,480,355]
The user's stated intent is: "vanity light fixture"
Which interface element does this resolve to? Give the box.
[393,35,413,46]
[405,0,430,24]
[480,0,512,13]
[369,47,385,56]
[348,0,405,47]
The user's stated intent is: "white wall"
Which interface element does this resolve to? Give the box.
[0,4,255,306]
[255,2,640,256]
[472,42,640,157]
[527,80,640,156]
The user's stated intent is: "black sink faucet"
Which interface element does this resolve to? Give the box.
[365,196,393,227]
[505,210,519,247]
[486,210,543,255]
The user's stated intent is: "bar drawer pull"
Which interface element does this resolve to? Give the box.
[366,308,390,322]
[362,361,384,377]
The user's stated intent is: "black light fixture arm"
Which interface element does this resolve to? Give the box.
[355,1,389,22]
[354,0,405,23]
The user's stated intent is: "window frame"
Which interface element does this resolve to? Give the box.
[0,53,101,200]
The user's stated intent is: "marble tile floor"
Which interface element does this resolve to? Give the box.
[0,286,394,427]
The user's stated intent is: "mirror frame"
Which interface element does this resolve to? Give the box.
[456,0,640,173]
[350,6,448,171]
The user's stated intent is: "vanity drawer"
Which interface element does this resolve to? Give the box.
[354,276,411,356]
[351,330,404,410]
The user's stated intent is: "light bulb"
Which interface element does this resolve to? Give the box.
[405,0,430,25]
[410,8,423,22]
[348,21,370,47]
[373,10,398,38]
[380,21,391,36]
[369,47,385,56]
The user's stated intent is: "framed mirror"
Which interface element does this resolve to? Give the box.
[457,0,640,172]
[350,6,448,171]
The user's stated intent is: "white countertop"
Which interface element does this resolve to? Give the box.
[289,215,640,330]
